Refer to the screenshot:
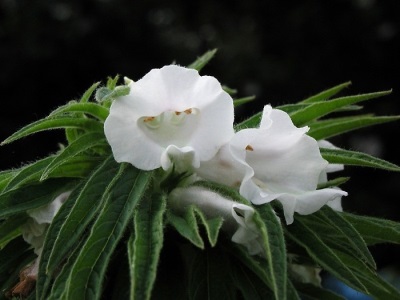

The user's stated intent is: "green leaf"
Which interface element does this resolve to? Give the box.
[253,203,287,300]
[2,156,54,192]
[80,81,101,103]
[285,220,367,293]
[167,209,204,249]
[193,206,224,247]
[333,249,400,299]
[235,111,261,130]
[320,147,400,171]
[65,165,153,300]
[129,191,166,300]
[1,117,103,145]
[0,214,28,249]
[48,102,109,121]
[343,212,400,245]
[36,182,83,300]
[299,81,352,103]
[307,115,400,140]
[0,170,17,192]
[222,85,238,95]
[234,95,256,107]
[43,155,103,179]
[187,48,218,71]
[319,207,375,269]
[186,247,237,300]
[46,156,120,274]
[317,177,349,189]
[290,90,392,126]
[106,75,120,90]
[41,132,109,180]
[0,178,76,219]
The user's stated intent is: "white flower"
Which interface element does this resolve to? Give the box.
[197,105,347,224]
[168,186,264,255]
[20,191,71,275]
[104,65,235,171]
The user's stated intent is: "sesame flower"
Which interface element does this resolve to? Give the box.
[104,65,235,171]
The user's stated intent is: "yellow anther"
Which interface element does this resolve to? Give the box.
[245,145,254,151]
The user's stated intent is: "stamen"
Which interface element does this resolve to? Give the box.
[143,116,155,122]
[184,108,192,114]
[245,145,254,151]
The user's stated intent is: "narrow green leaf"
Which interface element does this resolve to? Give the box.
[230,251,274,299]
[2,156,54,192]
[106,75,120,90]
[319,207,375,269]
[65,165,153,300]
[0,214,28,249]
[0,178,75,219]
[193,206,224,247]
[41,132,109,180]
[1,117,103,145]
[343,212,400,245]
[49,102,109,121]
[285,220,367,293]
[187,48,218,71]
[320,147,400,171]
[36,182,82,300]
[44,155,103,179]
[317,177,349,189]
[234,95,256,107]
[80,81,101,103]
[254,203,287,300]
[129,191,167,300]
[0,170,17,192]
[166,209,204,249]
[186,247,237,300]
[46,156,120,274]
[222,85,238,95]
[299,81,352,103]
[290,90,392,126]
[308,115,400,140]
[235,111,262,130]
[333,249,400,299]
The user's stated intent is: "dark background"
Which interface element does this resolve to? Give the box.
[1,0,399,275]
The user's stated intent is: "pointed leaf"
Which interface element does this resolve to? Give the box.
[319,207,375,269]
[253,203,287,300]
[320,147,400,171]
[290,90,392,126]
[187,49,217,71]
[129,191,166,300]
[317,177,349,189]
[343,212,400,245]
[167,209,204,249]
[300,82,352,103]
[44,155,103,179]
[80,81,101,103]
[285,220,367,293]
[2,156,54,192]
[0,178,76,219]
[0,214,28,249]
[41,132,109,180]
[46,156,120,274]
[49,102,109,121]
[1,117,103,145]
[308,115,400,140]
[36,182,83,300]
[65,165,153,300]
[186,247,237,300]
[234,95,256,107]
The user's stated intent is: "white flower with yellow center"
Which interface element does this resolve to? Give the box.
[104,65,235,171]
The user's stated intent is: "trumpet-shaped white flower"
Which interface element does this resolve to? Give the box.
[197,105,347,224]
[168,186,264,255]
[104,65,235,171]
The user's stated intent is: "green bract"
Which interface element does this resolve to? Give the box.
[1,49,400,300]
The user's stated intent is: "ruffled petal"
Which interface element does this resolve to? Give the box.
[104,65,234,171]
